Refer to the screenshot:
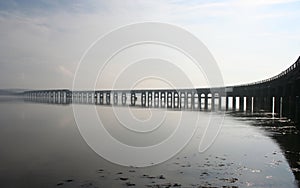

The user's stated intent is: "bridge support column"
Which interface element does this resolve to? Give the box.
[274,96,281,116]
[180,92,185,108]
[296,96,300,123]
[239,96,244,111]
[187,92,192,109]
[154,92,159,108]
[282,96,289,118]
[232,96,236,111]
[100,92,104,104]
[194,93,199,110]
[191,92,195,109]
[148,92,152,107]
[246,97,252,112]
[253,96,261,112]
[121,92,126,105]
[141,92,146,107]
[106,92,110,105]
[160,92,166,108]
[204,95,208,110]
[113,93,118,105]
[130,92,136,106]
[174,92,179,108]
[167,92,172,108]
[225,96,229,110]
[218,96,222,110]
[211,94,215,110]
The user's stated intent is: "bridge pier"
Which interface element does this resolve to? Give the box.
[204,94,208,110]
[167,92,172,108]
[211,94,215,110]
[187,92,192,109]
[274,96,281,116]
[148,92,152,107]
[296,96,300,123]
[122,92,126,105]
[113,92,118,105]
[225,96,229,110]
[100,92,104,104]
[130,92,136,106]
[232,96,236,111]
[194,93,199,110]
[160,92,166,108]
[239,96,244,111]
[154,92,159,108]
[141,92,146,107]
[174,92,179,108]
[180,92,185,108]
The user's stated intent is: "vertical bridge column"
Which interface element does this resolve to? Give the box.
[113,92,118,105]
[148,91,152,107]
[180,92,186,108]
[167,92,172,108]
[204,94,208,110]
[122,92,126,105]
[141,92,146,107]
[106,92,110,105]
[232,96,236,111]
[154,92,159,107]
[99,92,104,104]
[174,92,179,108]
[239,96,244,111]
[131,92,136,106]
[160,92,166,108]
[211,93,215,110]
[187,92,192,109]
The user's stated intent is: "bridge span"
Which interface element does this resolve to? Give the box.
[23,56,300,123]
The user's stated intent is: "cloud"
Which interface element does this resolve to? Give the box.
[0,0,299,88]
[235,0,300,6]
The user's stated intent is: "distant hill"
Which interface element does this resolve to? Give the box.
[0,89,28,96]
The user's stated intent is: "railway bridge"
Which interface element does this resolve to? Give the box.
[23,56,300,123]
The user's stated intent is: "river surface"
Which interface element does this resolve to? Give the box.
[0,96,299,188]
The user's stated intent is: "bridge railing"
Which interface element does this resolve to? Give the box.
[234,56,300,87]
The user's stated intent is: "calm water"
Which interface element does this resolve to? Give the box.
[0,96,299,188]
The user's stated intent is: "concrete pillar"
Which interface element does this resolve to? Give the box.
[225,96,229,110]
[160,92,165,108]
[211,94,215,110]
[113,93,118,105]
[167,92,172,108]
[232,96,236,111]
[141,92,146,107]
[194,93,199,110]
[130,92,136,106]
[174,92,179,108]
[296,96,300,123]
[106,92,110,105]
[122,92,126,105]
[204,94,208,110]
[246,96,252,111]
[239,96,244,111]
[191,92,195,109]
[100,92,104,104]
[154,92,159,108]
[148,92,152,107]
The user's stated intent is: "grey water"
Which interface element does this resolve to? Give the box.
[0,96,299,188]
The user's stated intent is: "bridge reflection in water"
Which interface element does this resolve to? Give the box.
[23,56,300,123]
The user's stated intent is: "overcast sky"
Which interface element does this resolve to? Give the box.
[0,0,300,89]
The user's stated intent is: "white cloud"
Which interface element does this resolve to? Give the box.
[0,0,299,88]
